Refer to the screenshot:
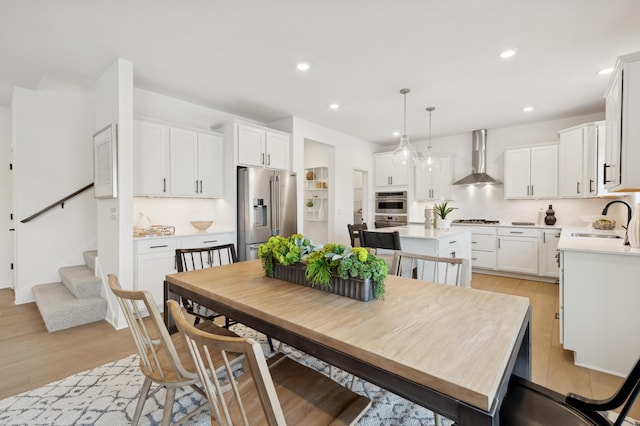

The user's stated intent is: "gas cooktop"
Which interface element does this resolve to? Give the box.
[452,219,501,224]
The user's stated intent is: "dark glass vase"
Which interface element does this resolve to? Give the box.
[544,204,557,225]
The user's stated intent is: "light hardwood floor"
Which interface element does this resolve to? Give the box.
[0,274,637,418]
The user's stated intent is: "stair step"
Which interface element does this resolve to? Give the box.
[32,282,107,332]
[83,250,97,273]
[59,265,101,299]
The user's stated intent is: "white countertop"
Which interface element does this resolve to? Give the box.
[450,222,562,230]
[373,224,474,240]
[557,226,640,256]
[133,229,234,240]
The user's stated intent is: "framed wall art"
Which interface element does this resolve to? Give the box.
[93,123,118,199]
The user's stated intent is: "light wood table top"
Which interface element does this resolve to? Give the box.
[165,259,530,421]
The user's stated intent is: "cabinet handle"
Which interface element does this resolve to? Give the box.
[531,185,534,196]
[202,240,218,244]
[472,257,478,261]
[509,231,524,234]
[449,240,457,244]
[150,245,169,249]
[589,179,594,193]
[451,251,456,258]
[603,163,612,183]
[199,180,203,193]
[543,233,546,243]
[498,238,501,249]
[472,241,478,244]
[267,154,271,166]
[261,153,265,165]
[577,182,580,194]
[526,185,529,196]
[195,180,199,193]
[163,178,166,193]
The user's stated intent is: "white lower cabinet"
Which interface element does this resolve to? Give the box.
[135,238,178,310]
[540,230,561,277]
[497,228,539,275]
[134,232,235,311]
[471,227,497,270]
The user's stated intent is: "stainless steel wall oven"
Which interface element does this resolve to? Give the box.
[375,191,407,214]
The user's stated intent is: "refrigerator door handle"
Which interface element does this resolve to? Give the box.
[270,176,280,235]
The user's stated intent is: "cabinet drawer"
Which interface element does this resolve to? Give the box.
[136,238,177,254]
[470,226,497,236]
[472,234,496,251]
[471,250,497,269]
[498,227,539,238]
[181,233,235,249]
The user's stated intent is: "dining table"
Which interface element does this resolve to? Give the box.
[164,259,531,426]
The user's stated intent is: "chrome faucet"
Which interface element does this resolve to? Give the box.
[602,200,632,246]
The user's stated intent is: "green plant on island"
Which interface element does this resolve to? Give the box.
[434,201,457,219]
[257,235,387,298]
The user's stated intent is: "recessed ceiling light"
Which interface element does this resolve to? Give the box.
[598,67,613,75]
[500,49,516,59]
[523,106,534,112]
[392,131,400,137]
[329,103,340,110]
[296,62,310,71]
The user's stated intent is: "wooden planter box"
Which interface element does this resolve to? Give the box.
[273,263,377,302]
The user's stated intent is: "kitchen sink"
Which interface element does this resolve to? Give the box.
[570,232,623,239]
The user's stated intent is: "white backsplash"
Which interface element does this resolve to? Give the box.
[409,185,633,229]
[133,197,235,235]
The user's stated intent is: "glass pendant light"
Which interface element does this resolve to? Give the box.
[392,88,418,167]
[418,106,442,172]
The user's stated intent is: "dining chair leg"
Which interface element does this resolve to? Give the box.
[434,412,442,426]
[161,387,176,426]
[131,377,152,426]
[267,335,275,352]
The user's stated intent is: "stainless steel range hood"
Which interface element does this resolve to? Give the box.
[453,129,502,185]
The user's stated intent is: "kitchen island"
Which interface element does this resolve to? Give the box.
[370,225,473,286]
[558,227,640,377]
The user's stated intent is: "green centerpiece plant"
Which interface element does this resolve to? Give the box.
[258,234,387,299]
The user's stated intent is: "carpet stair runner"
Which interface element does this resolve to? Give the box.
[32,250,107,332]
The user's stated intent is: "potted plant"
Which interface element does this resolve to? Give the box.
[258,235,387,300]
[434,201,456,230]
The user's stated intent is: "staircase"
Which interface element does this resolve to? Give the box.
[32,250,108,332]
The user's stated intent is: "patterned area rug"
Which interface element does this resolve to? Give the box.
[0,325,445,426]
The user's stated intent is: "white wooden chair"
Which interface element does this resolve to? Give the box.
[390,250,470,288]
[167,299,372,425]
[107,274,242,426]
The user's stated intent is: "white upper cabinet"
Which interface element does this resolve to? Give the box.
[375,152,409,187]
[504,145,558,199]
[237,123,290,170]
[134,118,224,198]
[604,51,640,191]
[558,122,604,198]
[414,157,452,201]
[196,133,224,197]
[134,120,170,196]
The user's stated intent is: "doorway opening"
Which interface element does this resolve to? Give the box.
[353,169,368,226]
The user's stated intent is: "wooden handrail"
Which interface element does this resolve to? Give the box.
[20,183,95,223]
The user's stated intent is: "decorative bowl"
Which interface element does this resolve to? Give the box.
[592,219,615,230]
[190,220,213,232]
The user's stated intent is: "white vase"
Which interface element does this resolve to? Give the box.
[438,219,451,231]
[628,203,640,248]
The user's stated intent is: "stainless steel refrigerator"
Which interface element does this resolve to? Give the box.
[237,167,298,261]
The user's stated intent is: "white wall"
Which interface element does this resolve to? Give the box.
[12,85,97,303]
[95,59,134,328]
[132,89,237,233]
[0,106,12,288]
[270,116,377,245]
[400,112,630,227]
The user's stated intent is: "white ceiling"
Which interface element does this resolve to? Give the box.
[1,0,639,145]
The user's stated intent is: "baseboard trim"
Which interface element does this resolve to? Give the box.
[472,268,558,283]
